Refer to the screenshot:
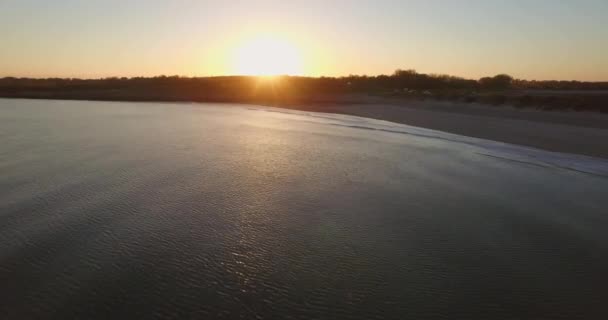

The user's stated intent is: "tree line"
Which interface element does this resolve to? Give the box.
[1,71,607,112]
[1,70,607,93]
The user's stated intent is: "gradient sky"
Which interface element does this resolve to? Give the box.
[1,0,607,80]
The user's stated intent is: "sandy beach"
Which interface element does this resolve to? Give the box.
[285,98,608,159]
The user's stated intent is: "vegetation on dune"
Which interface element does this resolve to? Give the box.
[1,70,607,112]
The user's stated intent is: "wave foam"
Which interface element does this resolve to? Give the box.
[248,106,608,177]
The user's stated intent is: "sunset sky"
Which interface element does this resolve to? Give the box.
[1,0,607,81]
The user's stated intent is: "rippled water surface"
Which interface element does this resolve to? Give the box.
[1,99,608,319]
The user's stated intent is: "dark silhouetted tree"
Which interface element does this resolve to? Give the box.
[479,74,513,90]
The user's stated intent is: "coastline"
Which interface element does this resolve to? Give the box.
[283,99,608,159]
[2,95,608,159]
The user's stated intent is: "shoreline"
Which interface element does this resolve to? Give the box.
[2,96,608,159]
[283,101,608,159]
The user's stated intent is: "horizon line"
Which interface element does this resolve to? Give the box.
[2,73,607,83]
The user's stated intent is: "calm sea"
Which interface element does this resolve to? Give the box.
[1,98,607,319]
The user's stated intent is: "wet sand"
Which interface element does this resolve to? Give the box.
[285,99,608,159]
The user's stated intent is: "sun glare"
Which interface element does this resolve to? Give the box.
[232,36,303,76]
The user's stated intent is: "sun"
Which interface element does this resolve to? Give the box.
[231,36,303,76]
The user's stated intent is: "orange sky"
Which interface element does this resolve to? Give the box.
[1,0,607,81]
